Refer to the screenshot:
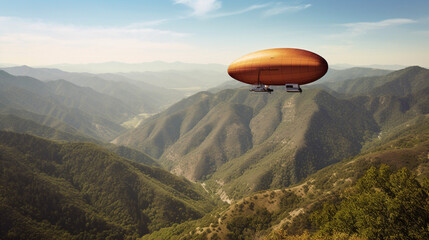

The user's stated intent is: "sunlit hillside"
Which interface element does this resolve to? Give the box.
[1,1,428,239]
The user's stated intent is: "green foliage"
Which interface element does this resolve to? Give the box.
[1,66,428,240]
[279,191,302,212]
[140,208,224,240]
[0,131,216,239]
[226,208,272,239]
[323,66,429,97]
[4,65,187,114]
[0,113,97,143]
[106,144,160,167]
[0,70,128,140]
[266,229,365,240]
[318,67,391,84]
[116,66,429,200]
[311,165,429,239]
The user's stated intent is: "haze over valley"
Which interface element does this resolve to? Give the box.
[1,61,428,239]
[1,0,428,239]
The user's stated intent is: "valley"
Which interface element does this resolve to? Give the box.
[2,0,428,239]
[115,66,428,200]
[0,64,428,239]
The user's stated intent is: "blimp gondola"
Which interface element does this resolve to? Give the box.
[227,48,328,93]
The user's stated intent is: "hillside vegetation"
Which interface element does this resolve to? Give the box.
[116,67,428,200]
[322,66,428,96]
[0,70,130,140]
[0,112,162,168]
[0,114,97,143]
[317,67,392,84]
[144,116,429,239]
[1,66,428,239]
[0,131,217,239]
[2,66,185,114]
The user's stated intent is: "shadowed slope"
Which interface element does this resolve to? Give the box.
[0,70,130,140]
[116,88,378,198]
[0,132,216,239]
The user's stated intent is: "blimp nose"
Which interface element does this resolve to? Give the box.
[316,57,329,76]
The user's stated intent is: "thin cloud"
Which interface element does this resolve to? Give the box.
[0,16,192,65]
[207,4,270,18]
[174,1,309,19]
[0,16,188,41]
[263,3,311,17]
[174,0,221,16]
[340,18,416,37]
[127,19,169,28]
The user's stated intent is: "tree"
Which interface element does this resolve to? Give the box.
[311,165,429,240]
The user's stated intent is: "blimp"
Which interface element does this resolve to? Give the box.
[228,48,328,93]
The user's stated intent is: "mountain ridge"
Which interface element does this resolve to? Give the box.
[1,64,428,239]
[0,131,218,239]
[1,66,185,114]
[0,70,131,140]
[115,66,428,200]
[41,61,227,73]
[143,115,429,239]
[115,88,379,199]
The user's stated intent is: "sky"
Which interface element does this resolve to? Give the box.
[0,0,428,67]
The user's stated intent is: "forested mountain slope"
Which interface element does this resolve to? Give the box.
[0,112,160,167]
[115,88,378,197]
[317,67,392,84]
[321,66,428,96]
[0,131,217,239]
[1,65,428,240]
[0,114,96,143]
[116,67,429,200]
[0,70,130,140]
[2,66,184,113]
[119,70,229,91]
[144,115,429,240]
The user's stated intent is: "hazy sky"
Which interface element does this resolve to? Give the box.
[1,0,428,67]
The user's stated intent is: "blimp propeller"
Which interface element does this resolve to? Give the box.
[228,48,328,93]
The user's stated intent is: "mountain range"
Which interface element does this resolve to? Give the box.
[0,131,217,239]
[1,66,185,114]
[146,114,428,239]
[138,66,428,240]
[0,65,427,239]
[118,70,230,93]
[0,70,132,140]
[115,66,428,200]
[42,61,227,73]
[330,63,407,70]
[317,67,392,83]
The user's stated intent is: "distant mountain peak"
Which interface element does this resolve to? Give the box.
[330,64,407,71]
[39,61,227,73]
[400,65,426,71]
[383,65,427,78]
